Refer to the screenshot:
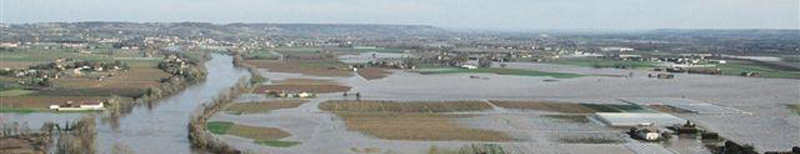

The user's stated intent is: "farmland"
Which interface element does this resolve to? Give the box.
[244,60,353,77]
[716,60,800,79]
[542,57,662,70]
[0,49,192,112]
[319,100,509,141]
[337,113,511,141]
[223,100,308,115]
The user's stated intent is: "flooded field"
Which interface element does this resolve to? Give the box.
[211,59,800,153]
[0,54,250,153]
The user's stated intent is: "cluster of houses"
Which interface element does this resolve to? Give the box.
[0,58,129,86]
[367,59,417,69]
[158,55,191,75]
[49,100,105,111]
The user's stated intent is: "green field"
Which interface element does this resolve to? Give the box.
[0,89,36,97]
[0,49,112,62]
[0,107,39,113]
[716,61,800,79]
[206,121,234,134]
[205,121,293,143]
[244,50,280,60]
[545,57,662,69]
[418,68,586,78]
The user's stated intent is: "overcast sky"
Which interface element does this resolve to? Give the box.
[1,0,798,30]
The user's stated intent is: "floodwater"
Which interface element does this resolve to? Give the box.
[220,60,800,153]
[0,54,250,153]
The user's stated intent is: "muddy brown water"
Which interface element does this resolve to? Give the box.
[0,54,250,153]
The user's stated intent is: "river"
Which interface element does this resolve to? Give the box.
[0,54,250,153]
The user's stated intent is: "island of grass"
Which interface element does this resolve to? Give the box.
[223,100,308,115]
[320,100,511,141]
[417,67,585,78]
[205,121,301,148]
[244,60,353,77]
[541,57,662,70]
[716,60,800,79]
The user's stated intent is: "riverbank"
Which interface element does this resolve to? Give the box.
[188,54,255,153]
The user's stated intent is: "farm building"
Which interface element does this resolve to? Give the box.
[629,126,664,141]
[49,101,105,111]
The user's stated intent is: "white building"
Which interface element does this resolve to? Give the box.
[461,65,478,69]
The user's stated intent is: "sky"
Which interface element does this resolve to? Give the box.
[1,0,798,30]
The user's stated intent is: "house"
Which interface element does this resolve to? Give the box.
[461,65,478,70]
[629,126,663,141]
[79,101,104,110]
[297,92,314,98]
[50,100,105,111]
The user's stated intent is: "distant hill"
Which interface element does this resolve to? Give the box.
[0,22,451,41]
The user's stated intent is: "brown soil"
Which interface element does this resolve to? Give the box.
[274,79,339,86]
[227,124,292,141]
[337,113,511,141]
